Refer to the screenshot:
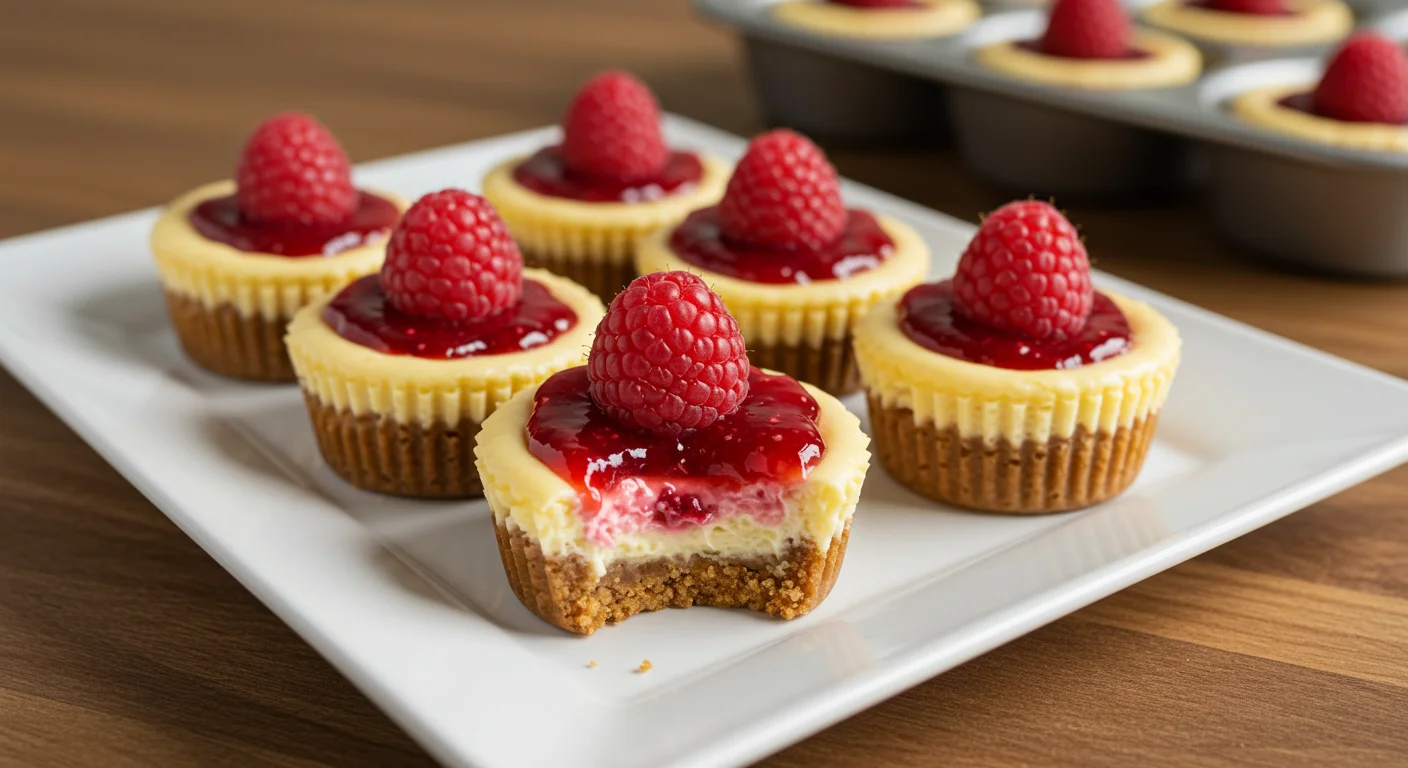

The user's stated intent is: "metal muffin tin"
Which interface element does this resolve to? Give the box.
[697,0,1408,277]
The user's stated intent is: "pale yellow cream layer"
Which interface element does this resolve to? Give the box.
[1231,84,1408,153]
[285,269,605,426]
[976,31,1202,90]
[854,290,1181,444]
[772,0,981,39]
[634,215,930,347]
[481,153,730,265]
[476,377,871,576]
[1143,0,1351,47]
[150,180,408,320]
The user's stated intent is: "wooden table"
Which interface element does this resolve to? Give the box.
[2,1,1405,765]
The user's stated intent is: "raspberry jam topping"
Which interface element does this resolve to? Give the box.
[828,0,926,8]
[1278,91,1408,125]
[669,207,894,284]
[323,275,576,359]
[513,146,704,204]
[527,367,825,545]
[189,192,400,257]
[1018,40,1152,60]
[900,281,1131,370]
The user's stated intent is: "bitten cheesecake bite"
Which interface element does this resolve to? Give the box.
[772,0,981,40]
[482,72,729,301]
[476,272,870,635]
[286,190,604,499]
[151,113,406,381]
[855,201,1180,514]
[1143,0,1351,50]
[635,130,929,395]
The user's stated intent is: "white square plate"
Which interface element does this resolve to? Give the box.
[2,117,1406,768]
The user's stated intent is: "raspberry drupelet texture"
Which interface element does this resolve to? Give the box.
[952,201,1094,341]
[717,129,846,252]
[560,71,670,181]
[235,112,358,226]
[588,272,751,436]
[1041,0,1131,60]
[1313,34,1408,125]
[380,190,523,321]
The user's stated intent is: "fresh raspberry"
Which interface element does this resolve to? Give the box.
[1206,0,1287,15]
[1041,0,1131,60]
[560,71,669,180]
[380,190,523,321]
[952,201,1094,341]
[1313,34,1408,125]
[235,112,358,226]
[588,272,750,436]
[717,129,846,252]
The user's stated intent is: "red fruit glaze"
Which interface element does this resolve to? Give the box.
[588,272,751,436]
[513,146,705,203]
[528,367,824,539]
[670,207,894,284]
[323,275,576,359]
[561,71,669,181]
[900,281,1131,370]
[828,0,925,8]
[1197,0,1291,16]
[381,190,523,321]
[1312,34,1408,125]
[717,129,847,252]
[235,113,358,226]
[188,192,399,257]
[952,200,1094,341]
[1041,0,1132,60]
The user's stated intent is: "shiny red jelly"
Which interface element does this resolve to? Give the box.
[1277,91,1408,125]
[322,276,577,359]
[829,0,926,8]
[1188,0,1295,16]
[188,192,400,257]
[1019,40,1154,61]
[527,367,825,535]
[669,207,894,284]
[512,146,705,203]
[899,280,1132,370]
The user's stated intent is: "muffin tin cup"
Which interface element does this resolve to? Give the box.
[699,0,1408,277]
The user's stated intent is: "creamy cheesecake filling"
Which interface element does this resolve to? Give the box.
[771,0,981,39]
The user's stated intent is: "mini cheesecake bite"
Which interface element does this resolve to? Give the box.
[285,189,604,499]
[150,113,407,381]
[482,72,729,301]
[854,201,1180,514]
[1231,34,1408,152]
[771,0,980,40]
[476,272,870,635]
[1143,0,1351,50]
[635,130,929,395]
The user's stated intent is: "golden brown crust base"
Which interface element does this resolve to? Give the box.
[521,248,636,303]
[749,333,859,397]
[303,393,483,499]
[867,396,1158,513]
[164,291,295,382]
[493,518,851,635]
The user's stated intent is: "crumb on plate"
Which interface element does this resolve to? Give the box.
[637,659,653,674]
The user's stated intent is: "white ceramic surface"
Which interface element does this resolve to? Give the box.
[2,117,1406,768]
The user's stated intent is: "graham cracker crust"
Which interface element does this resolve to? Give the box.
[749,333,859,396]
[164,291,295,382]
[493,518,851,635]
[867,396,1159,514]
[521,249,635,302]
[303,393,483,499]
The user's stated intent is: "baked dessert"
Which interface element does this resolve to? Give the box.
[476,271,870,635]
[1143,0,1351,49]
[285,189,604,499]
[1231,33,1408,152]
[854,201,1180,514]
[976,0,1202,89]
[482,72,729,301]
[771,0,981,40]
[151,113,406,381]
[635,130,929,395]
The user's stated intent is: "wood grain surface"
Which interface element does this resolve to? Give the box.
[2,1,1406,766]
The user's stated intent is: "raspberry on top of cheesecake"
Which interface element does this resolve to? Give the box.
[635,129,929,395]
[150,112,407,380]
[482,71,729,300]
[854,201,1181,514]
[476,271,871,635]
[976,0,1202,90]
[1143,0,1351,49]
[771,0,981,40]
[1231,33,1408,152]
